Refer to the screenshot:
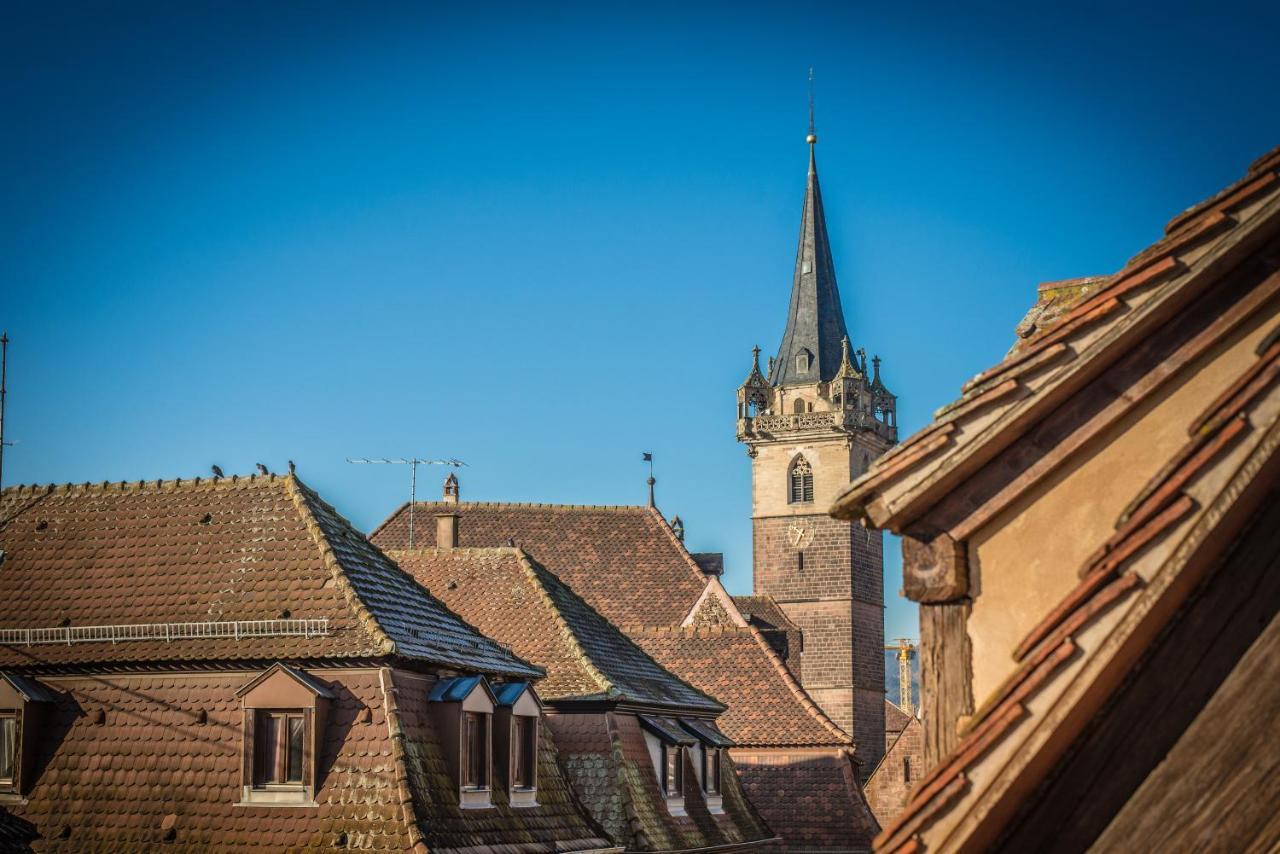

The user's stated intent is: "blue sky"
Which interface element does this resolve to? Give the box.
[3,1,1279,643]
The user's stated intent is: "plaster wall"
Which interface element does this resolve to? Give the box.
[967,308,1273,704]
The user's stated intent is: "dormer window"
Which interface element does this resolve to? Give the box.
[254,710,306,786]
[663,744,684,795]
[430,675,499,809]
[493,681,542,807]
[235,663,333,807]
[639,714,696,816]
[796,349,812,373]
[703,747,721,795]
[679,717,734,815]
[789,456,814,504]
[0,673,54,800]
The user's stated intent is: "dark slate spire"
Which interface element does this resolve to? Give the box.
[770,129,850,387]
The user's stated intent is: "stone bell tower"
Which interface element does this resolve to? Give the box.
[736,126,897,779]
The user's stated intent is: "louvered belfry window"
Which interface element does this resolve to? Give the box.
[790,457,814,503]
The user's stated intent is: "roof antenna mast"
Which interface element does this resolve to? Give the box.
[0,333,9,495]
[346,456,467,548]
[807,67,817,145]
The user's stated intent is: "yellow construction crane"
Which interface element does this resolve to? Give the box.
[885,638,916,716]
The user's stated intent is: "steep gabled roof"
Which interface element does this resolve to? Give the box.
[631,625,851,749]
[371,502,708,627]
[390,547,723,713]
[0,474,538,677]
[833,144,1280,534]
[732,595,800,633]
[857,144,1280,853]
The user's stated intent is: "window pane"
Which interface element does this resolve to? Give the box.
[465,713,488,788]
[0,717,14,782]
[256,712,281,785]
[513,717,535,788]
[665,746,681,794]
[286,715,305,784]
[521,718,536,788]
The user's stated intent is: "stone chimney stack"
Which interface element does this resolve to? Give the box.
[435,513,459,549]
[443,473,460,505]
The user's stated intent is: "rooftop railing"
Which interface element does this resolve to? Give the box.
[0,618,330,646]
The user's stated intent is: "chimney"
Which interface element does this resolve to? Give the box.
[443,473,460,505]
[435,513,459,549]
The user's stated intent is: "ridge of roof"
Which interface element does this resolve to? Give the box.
[833,147,1280,531]
[286,475,398,656]
[367,499,658,543]
[287,477,542,677]
[1,471,287,497]
[511,548,620,701]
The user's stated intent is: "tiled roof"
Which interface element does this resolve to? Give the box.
[371,503,707,628]
[545,712,777,852]
[736,752,880,851]
[389,669,615,854]
[732,596,799,632]
[390,547,723,713]
[855,144,1280,853]
[3,667,608,853]
[832,143,1280,533]
[0,474,538,677]
[632,626,851,748]
[884,699,913,735]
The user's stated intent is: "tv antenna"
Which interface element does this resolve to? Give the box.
[346,457,467,547]
[0,333,9,494]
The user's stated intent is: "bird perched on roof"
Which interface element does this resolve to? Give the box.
[256,463,269,476]
[287,460,296,474]
[211,465,224,478]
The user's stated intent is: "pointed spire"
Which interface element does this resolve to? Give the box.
[834,335,863,381]
[771,77,850,388]
[742,345,768,387]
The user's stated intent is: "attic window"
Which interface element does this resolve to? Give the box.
[0,673,55,799]
[235,663,332,807]
[428,675,498,809]
[254,711,305,786]
[463,712,489,790]
[662,744,683,795]
[702,747,721,795]
[494,681,542,808]
[0,715,14,785]
[796,350,812,373]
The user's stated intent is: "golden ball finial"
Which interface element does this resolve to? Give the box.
[806,133,817,145]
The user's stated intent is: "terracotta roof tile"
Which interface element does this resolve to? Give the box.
[0,475,538,677]
[631,627,850,749]
[371,503,706,628]
[390,548,722,713]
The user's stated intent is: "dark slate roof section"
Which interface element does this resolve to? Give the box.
[291,479,542,678]
[638,714,697,745]
[679,718,735,748]
[690,553,724,576]
[1,674,56,703]
[771,144,851,386]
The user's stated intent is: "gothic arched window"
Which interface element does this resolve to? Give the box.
[789,456,814,504]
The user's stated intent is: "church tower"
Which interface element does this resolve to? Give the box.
[736,125,897,779]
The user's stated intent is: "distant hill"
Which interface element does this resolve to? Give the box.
[884,648,921,710]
